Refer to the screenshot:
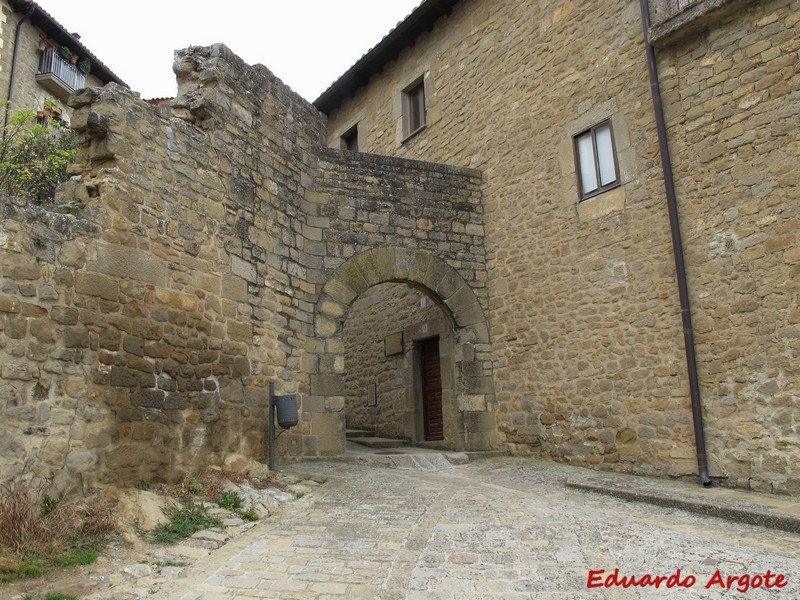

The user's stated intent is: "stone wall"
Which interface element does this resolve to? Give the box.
[0,44,493,491]
[1,43,325,489]
[324,0,800,492]
[654,0,800,493]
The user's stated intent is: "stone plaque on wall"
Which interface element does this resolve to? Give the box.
[384,332,404,356]
[367,382,377,407]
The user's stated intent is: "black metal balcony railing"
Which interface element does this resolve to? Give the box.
[37,48,86,93]
[649,0,703,26]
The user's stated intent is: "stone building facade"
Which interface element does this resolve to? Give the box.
[319,0,799,494]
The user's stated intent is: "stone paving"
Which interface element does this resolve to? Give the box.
[152,457,800,599]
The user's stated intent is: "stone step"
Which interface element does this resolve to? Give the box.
[353,451,470,471]
[346,428,375,438]
[349,436,411,449]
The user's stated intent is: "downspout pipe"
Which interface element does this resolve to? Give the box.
[639,0,712,487]
[4,4,36,130]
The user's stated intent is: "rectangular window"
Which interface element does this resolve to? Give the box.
[402,78,426,138]
[341,124,358,152]
[573,119,620,200]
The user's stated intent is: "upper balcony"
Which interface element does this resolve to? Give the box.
[647,0,758,46]
[36,48,87,102]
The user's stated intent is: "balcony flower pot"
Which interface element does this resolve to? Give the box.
[58,46,72,60]
[69,55,78,65]
[77,58,91,74]
[38,39,46,51]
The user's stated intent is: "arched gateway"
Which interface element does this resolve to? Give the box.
[299,247,497,456]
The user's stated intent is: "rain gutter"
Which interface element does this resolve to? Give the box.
[639,0,712,487]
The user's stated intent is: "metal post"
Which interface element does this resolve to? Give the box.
[268,380,276,471]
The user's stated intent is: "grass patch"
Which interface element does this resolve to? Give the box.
[217,491,244,511]
[0,480,115,583]
[152,503,222,544]
[239,508,259,522]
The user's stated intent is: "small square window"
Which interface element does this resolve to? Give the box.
[341,124,359,152]
[402,78,426,138]
[573,119,620,201]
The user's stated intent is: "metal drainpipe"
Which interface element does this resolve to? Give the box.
[4,5,36,131]
[639,0,712,486]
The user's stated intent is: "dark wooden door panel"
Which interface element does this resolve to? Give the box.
[420,337,444,441]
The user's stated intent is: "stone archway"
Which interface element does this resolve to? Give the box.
[300,247,497,457]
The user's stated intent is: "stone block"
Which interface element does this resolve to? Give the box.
[462,410,496,434]
[75,271,119,301]
[309,374,344,396]
[459,394,486,411]
[334,260,370,295]
[226,320,253,343]
[5,316,27,338]
[111,367,154,388]
[221,274,249,302]
[231,256,258,283]
[65,450,98,473]
[50,306,79,325]
[6,260,41,280]
[123,335,144,356]
[462,376,494,394]
[2,364,33,380]
[155,288,198,312]
[63,327,90,348]
[99,328,122,350]
[30,319,56,343]
[434,267,465,300]
[38,285,59,301]
[323,276,358,305]
[38,439,68,466]
[20,302,47,318]
[314,316,339,338]
[0,294,19,314]
[317,435,345,455]
[88,242,166,286]
[300,434,318,456]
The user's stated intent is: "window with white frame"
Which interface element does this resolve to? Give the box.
[573,119,620,201]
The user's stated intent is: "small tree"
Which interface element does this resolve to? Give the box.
[0,109,78,203]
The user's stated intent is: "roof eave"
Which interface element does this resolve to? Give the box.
[313,0,459,115]
[10,0,129,88]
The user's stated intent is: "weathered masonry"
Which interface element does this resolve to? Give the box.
[0,45,496,491]
[320,0,799,494]
[2,0,798,498]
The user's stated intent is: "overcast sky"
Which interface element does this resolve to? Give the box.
[35,1,422,102]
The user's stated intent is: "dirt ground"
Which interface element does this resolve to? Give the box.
[2,467,325,600]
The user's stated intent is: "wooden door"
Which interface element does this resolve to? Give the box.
[420,337,444,441]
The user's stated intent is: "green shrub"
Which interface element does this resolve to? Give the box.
[0,108,78,203]
[152,503,222,545]
[238,508,259,522]
[217,491,244,511]
[39,494,57,518]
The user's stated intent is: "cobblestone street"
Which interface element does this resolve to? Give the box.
[150,457,800,599]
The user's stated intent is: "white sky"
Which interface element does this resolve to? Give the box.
[35,1,423,102]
